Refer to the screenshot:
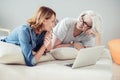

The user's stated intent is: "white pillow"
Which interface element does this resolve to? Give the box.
[0,41,55,64]
[50,47,78,60]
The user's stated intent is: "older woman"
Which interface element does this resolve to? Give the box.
[53,10,103,50]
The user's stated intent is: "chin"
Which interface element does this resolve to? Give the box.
[77,27,82,30]
[46,29,51,32]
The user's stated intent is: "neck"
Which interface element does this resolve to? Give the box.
[73,25,82,37]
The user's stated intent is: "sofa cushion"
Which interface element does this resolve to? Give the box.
[108,39,120,64]
[0,41,55,64]
[50,47,78,60]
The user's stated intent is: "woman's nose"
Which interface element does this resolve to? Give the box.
[81,26,86,31]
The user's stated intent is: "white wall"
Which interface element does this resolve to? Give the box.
[0,0,120,46]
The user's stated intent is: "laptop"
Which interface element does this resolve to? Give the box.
[65,46,104,69]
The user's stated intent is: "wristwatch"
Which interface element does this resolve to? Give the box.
[70,41,74,48]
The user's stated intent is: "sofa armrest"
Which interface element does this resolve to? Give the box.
[0,28,10,36]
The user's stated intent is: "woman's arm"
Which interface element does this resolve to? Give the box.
[53,37,71,48]
[45,41,52,52]
[94,33,101,46]
[86,29,101,46]
[34,45,46,62]
[34,32,52,62]
[53,36,84,50]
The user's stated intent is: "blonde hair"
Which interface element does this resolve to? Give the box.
[78,10,103,33]
[28,6,56,32]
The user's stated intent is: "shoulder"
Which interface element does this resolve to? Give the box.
[55,18,76,29]
[19,24,30,31]
[17,24,32,34]
[16,24,31,36]
[60,17,76,24]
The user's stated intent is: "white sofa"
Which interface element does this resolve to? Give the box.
[0,28,112,80]
[0,49,112,80]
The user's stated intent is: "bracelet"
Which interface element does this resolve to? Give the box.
[83,46,86,48]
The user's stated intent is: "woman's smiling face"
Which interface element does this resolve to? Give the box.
[76,15,92,32]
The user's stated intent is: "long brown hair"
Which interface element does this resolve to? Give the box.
[28,6,56,32]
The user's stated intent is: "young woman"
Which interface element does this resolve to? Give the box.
[1,6,56,66]
[53,10,103,50]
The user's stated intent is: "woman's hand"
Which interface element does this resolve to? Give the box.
[35,32,52,62]
[86,29,101,46]
[86,29,100,37]
[73,42,84,50]
[43,31,52,48]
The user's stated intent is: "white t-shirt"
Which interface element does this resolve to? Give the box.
[53,18,95,47]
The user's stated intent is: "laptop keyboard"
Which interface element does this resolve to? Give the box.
[65,63,73,67]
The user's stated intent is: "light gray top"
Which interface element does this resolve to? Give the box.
[53,18,95,46]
